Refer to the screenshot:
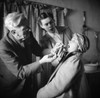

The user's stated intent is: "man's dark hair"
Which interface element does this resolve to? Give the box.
[38,10,54,25]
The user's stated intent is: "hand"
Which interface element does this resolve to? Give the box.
[39,53,57,64]
[51,43,64,54]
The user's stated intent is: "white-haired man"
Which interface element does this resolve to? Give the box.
[0,12,57,98]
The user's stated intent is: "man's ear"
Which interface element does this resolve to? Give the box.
[40,24,43,29]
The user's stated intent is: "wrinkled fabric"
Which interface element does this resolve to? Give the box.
[0,31,43,98]
[37,53,84,98]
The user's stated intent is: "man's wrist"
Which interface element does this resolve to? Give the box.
[39,60,43,64]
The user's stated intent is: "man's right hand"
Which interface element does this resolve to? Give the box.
[51,43,64,54]
[39,53,57,64]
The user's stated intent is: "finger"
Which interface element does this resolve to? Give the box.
[55,43,63,48]
[57,47,62,56]
[48,54,54,58]
[51,53,57,59]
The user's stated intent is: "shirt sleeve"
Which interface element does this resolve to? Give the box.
[0,49,40,80]
[37,55,81,98]
[30,32,43,57]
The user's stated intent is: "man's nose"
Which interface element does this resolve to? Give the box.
[48,23,52,27]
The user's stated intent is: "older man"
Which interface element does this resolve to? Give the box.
[0,12,56,98]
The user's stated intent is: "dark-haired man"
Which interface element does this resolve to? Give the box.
[38,10,73,84]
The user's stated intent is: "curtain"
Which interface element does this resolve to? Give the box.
[0,0,68,91]
[0,2,4,39]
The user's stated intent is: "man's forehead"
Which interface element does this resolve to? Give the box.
[41,17,52,23]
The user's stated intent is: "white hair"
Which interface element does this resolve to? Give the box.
[4,12,24,31]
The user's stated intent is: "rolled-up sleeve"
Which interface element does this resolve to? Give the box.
[37,55,80,98]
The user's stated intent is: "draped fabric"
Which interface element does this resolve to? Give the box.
[0,2,3,39]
